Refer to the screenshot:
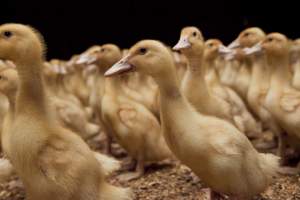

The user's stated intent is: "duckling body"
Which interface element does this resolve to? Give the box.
[105,39,279,199]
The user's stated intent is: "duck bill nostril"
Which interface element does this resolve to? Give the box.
[173,36,191,50]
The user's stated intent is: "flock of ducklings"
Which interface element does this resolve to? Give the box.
[0,23,299,200]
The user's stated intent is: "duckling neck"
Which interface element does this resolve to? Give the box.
[204,59,221,86]
[250,55,269,87]
[182,55,211,103]
[269,56,291,89]
[14,59,48,116]
[104,75,123,96]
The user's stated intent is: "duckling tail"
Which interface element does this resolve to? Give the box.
[93,152,121,176]
[258,153,280,183]
[100,183,134,200]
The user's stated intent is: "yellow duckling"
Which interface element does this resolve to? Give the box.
[173,27,258,135]
[204,39,262,138]
[105,39,279,199]
[262,33,300,170]
[227,27,266,102]
[243,42,285,157]
[101,44,171,181]
[0,23,132,200]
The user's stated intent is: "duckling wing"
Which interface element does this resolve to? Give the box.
[280,91,300,112]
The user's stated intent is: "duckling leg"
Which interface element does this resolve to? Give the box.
[207,189,223,200]
[276,132,287,165]
[118,154,145,182]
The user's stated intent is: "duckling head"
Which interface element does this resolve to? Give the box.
[262,33,289,58]
[173,26,204,57]
[105,40,174,78]
[96,44,122,71]
[228,27,266,49]
[204,39,223,62]
[0,67,19,97]
[0,23,45,65]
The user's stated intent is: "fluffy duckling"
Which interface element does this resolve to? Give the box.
[101,44,171,180]
[243,43,285,156]
[262,33,300,166]
[105,39,279,199]
[173,27,254,134]
[204,39,262,138]
[227,27,266,101]
[0,23,132,200]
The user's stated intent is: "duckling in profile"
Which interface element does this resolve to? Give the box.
[173,27,261,136]
[0,23,132,200]
[227,27,266,101]
[105,39,279,200]
[101,44,172,181]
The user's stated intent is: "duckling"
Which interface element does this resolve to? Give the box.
[262,33,300,169]
[204,39,262,138]
[227,27,266,101]
[173,27,255,135]
[105,39,279,200]
[78,46,115,153]
[290,39,300,90]
[0,23,132,200]
[101,44,171,181]
[243,43,285,156]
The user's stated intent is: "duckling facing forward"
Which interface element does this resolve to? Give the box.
[0,23,132,200]
[105,40,279,199]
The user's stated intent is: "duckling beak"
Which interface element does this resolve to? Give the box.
[76,54,97,65]
[173,36,191,50]
[228,39,240,49]
[104,56,133,77]
[218,45,233,54]
[243,42,262,55]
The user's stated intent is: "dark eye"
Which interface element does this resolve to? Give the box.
[139,48,147,55]
[3,31,13,38]
[192,32,197,37]
[267,38,274,42]
[0,76,3,80]
[243,32,252,37]
[101,48,105,52]
[208,43,214,47]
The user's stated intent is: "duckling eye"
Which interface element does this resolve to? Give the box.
[267,38,274,42]
[208,43,214,48]
[192,32,197,37]
[244,32,250,37]
[139,48,147,55]
[101,48,105,52]
[3,31,13,38]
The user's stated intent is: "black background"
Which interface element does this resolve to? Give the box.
[1,0,299,59]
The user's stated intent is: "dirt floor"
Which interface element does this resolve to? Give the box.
[0,135,300,200]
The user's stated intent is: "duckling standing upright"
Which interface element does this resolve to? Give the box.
[0,23,132,200]
[174,27,261,136]
[105,40,279,200]
[101,44,172,180]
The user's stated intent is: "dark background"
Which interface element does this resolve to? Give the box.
[1,0,299,60]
